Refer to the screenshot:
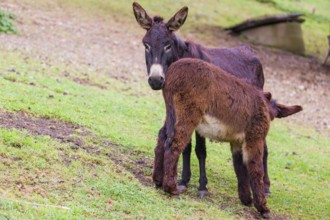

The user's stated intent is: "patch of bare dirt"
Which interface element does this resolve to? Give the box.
[0,110,89,146]
[0,1,145,83]
[103,140,153,186]
[72,77,107,90]
[0,110,153,186]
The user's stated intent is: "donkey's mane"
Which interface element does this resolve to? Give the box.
[153,16,164,23]
[185,41,211,62]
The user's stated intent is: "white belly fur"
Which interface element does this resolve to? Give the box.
[196,114,245,143]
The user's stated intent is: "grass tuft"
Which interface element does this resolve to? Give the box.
[0,9,17,34]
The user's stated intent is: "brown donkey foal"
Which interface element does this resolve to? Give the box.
[153,58,302,218]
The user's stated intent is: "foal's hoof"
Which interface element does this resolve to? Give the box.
[262,212,271,219]
[177,185,187,194]
[198,190,209,198]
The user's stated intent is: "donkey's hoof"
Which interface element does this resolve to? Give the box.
[198,190,209,198]
[262,212,271,219]
[264,190,271,197]
[154,182,162,189]
[177,185,187,193]
[240,198,252,206]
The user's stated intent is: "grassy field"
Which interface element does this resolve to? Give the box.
[0,0,330,219]
[0,50,329,219]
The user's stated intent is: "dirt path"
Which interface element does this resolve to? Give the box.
[0,1,329,135]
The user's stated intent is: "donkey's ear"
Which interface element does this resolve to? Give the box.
[166,6,188,31]
[133,2,153,30]
[264,92,272,101]
[275,103,303,118]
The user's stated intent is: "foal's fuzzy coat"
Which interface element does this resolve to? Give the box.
[153,58,301,217]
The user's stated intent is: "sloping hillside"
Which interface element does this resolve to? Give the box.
[0,1,329,219]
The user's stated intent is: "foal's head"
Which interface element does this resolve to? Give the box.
[133,2,188,90]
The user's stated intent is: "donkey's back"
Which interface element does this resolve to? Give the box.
[205,45,265,89]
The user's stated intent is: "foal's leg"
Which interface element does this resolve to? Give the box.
[152,125,166,188]
[263,141,271,196]
[230,143,252,206]
[195,132,208,198]
[163,134,195,195]
[178,141,192,193]
[163,111,201,195]
[243,140,270,218]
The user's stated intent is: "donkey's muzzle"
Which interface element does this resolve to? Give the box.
[148,75,164,90]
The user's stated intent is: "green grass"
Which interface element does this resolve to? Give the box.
[0,9,17,34]
[0,47,329,219]
[0,51,236,219]
[0,129,234,220]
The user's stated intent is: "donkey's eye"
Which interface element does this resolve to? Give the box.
[164,44,172,52]
[144,44,151,52]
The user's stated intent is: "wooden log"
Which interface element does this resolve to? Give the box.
[225,13,304,33]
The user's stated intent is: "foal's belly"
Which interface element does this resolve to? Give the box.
[196,114,245,143]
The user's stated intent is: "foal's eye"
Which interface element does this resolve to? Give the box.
[164,44,172,52]
[144,44,151,52]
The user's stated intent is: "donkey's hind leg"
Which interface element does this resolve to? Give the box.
[152,125,167,188]
[195,132,208,198]
[178,141,192,193]
[263,141,271,196]
[243,140,270,218]
[231,143,252,206]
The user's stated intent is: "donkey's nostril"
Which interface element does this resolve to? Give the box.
[148,75,164,90]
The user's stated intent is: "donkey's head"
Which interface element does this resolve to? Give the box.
[133,2,188,90]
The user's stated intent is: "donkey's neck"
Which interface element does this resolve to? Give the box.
[173,34,211,62]
[185,40,211,62]
[173,35,188,59]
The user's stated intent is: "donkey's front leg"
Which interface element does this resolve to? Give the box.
[163,125,197,195]
[163,146,181,195]
[152,126,166,188]
[178,141,192,193]
[195,132,208,198]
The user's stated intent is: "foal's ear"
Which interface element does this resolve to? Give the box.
[166,6,188,31]
[133,2,153,30]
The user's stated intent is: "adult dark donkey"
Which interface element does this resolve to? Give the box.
[132,2,301,197]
